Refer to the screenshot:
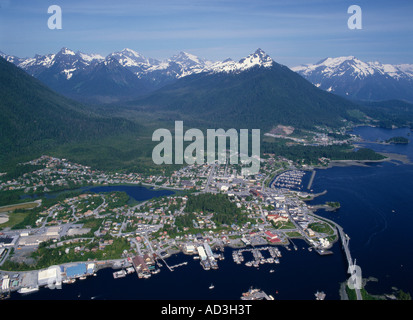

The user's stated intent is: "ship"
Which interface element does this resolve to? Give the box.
[113,269,127,279]
[241,287,272,300]
[63,278,76,284]
[18,286,39,294]
[209,283,214,289]
[315,291,326,300]
[126,267,135,274]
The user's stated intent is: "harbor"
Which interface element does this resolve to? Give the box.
[4,239,348,300]
[271,170,310,190]
[232,246,282,268]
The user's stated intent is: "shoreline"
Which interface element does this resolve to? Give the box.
[312,151,411,170]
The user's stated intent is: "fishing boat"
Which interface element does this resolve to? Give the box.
[315,291,326,300]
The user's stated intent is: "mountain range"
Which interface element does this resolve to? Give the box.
[292,56,413,102]
[2,47,413,171]
[2,48,413,103]
[128,49,361,131]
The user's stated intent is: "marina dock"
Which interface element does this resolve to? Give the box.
[232,246,282,267]
[307,170,316,190]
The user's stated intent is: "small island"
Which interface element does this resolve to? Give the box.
[385,136,409,144]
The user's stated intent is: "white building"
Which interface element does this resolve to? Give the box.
[185,244,195,254]
[46,226,60,236]
[197,246,207,261]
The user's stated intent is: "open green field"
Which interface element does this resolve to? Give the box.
[308,222,335,235]
[271,220,296,230]
[0,201,39,213]
[0,211,32,229]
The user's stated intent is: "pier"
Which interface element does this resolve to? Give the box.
[232,246,281,267]
[272,170,306,189]
[159,256,173,272]
[169,261,188,270]
[307,170,316,190]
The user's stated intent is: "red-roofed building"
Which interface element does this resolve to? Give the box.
[264,230,281,243]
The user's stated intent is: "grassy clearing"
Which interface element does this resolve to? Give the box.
[0,211,31,229]
[0,201,39,213]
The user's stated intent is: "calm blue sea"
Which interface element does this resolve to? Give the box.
[9,126,413,300]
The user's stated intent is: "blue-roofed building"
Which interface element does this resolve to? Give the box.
[66,263,87,278]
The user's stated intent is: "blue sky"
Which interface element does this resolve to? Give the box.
[0,0,412,67]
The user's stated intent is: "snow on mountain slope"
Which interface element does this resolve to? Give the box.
[206,48,273,74]
[4,47,411,102]
[78,52,105,62]
[292,56,413,101]
[2,47,274,82]
[292,56,413,82]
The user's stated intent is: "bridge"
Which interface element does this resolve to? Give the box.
[312,214,363,300]
[335,224,363,300]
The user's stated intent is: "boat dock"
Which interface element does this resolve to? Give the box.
[233,246,282,267]
[169,261,188,270]
[159,256,173,272]
[272,170,307,189]
[307,170,316,190]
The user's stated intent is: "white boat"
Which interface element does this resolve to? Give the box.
[18,286,39,294]
[209,284,214,289]
[126,267,135,274]
[63,278,76,284]
[113,270,127,279]
[315,291,326,300]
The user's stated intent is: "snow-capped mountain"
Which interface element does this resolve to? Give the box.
[5,47,412,103]
[1,47,274,83]
[107,48,161,76]
[292,56,413,102]
[5,47,105,82]
[206,48,273,74]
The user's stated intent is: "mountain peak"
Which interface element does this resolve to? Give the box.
[58,47,76,56]
[171,51,204,65]
[120,48,144,57]
[254,48,267,56]
[237,49,273,68]
[205,49,273,75]
[108,48,150,67]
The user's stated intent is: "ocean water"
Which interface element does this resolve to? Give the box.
[9,126,413,300]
